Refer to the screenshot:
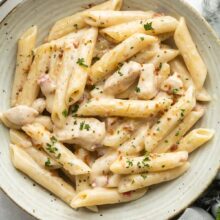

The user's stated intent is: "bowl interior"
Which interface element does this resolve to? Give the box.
[0,0,220,219]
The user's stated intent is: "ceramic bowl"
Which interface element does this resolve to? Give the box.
[0,0,220,219]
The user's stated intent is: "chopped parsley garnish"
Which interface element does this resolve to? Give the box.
[80,121,90,131]
[126,158,133,168]
[50,136,57,144]
[74,24,78,29]
[76,58,88,67]
[131,179,135,184]
[57,153,61,159]
[140,37,144,41]
[45,158,51,167]
[172,88,179,94]
[62,109,68,117]
[159,62,163,70]
[118,70,123,76]
[141,174,147,179]
[164,140,168,143]
[71,104,79,114]
[135,87,141,93]
[144,22,154,31]
[175,131,180,136]
[46,143,58,153]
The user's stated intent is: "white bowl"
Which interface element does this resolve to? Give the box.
[0,0,220,219]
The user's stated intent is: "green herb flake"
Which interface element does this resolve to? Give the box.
[46,144,58,153]
[164,140,168,143]
[126,159,133,168]
[76,58,88,67]
[80,121,90,131]
[135,87,141,93]
[62,109,68,118]
[159,62,163,70]
[50,136,57,144]
[140,37,145,41]
[45,158,51,167]
[84,124,90,131]
[172,88,179,94]
[118,70,123,76]
[175,131,180,136]
[57,153,61,159]
[80,121,85,130]
[71,104,79,114]
[144,22,154,31]
[141,174,147,179]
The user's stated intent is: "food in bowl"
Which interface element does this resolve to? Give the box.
[0,0,214,212]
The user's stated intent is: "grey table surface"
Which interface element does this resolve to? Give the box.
[0,0,219,219]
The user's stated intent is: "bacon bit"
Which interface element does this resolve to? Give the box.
[123,191,132,197]
[123,125,134,132]
[153,12,165,18]
[73,41,79,49]
[170,144,178,151]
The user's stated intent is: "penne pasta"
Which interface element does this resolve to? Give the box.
[10,144,75,205]
[146,48,179,67]
[156,63,171,88]
[118,124,150,156]
[17,46,51,106]
[77,96,172,118]
[103,119,141,148]
[153,107,205,153]
[71,187,147,208]
[103,61,141,95]
[34,115,53,132]
[10,129,61,169]
[22,123,91,175]
[47,0,123,41]
[100,16,178,43]
[110,151,188,174]
[174,17,207,90]
[11,26,37,107]
[171,128,215,153]
[118,162,190,193]
[83,10,155,27]
[144,86,196,152]
[66,28,98,105]
[51,43,77,128]
[89,33,158,84]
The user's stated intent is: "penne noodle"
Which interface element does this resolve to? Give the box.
[103,61,141,95]
[10,129,61,169]
[131,42,160,64]
[153,108,205,153]
[136,63,158,100]
[66,28,98,105]
[47,0,123,41]
[90,151,118,187]
[51,43,77,128]
[22,123,91,175]
[196,88,211,102]
[110,151,188,174]
[54,116,106,150]
[71,187,147,208]
[11,26,37,107]
[83,10,155,27]
[174,17,207,90]
[118,124,150,156]
[118,162,190,193]
[103,119,141,148]
[17,46,51,106]
[171,128,215,153]
[146,48,179,67]
[100,16,178,43]
[77,96,172,118]
[10,144,75,205]
[89,33,158,84]
[144,86,196,152]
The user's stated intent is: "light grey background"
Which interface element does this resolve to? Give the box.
[0,0,218,219]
